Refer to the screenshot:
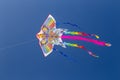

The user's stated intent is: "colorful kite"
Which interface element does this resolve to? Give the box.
[36,14,111,58]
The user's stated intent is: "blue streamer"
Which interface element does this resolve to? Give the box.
[53,48,78,63]
[56,22,80,29]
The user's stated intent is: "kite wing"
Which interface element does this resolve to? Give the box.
[40,14,56,32]
[39,14,56,57]
[39,41,54,57]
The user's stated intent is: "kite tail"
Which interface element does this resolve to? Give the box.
[64,31,99,39]
[56,22,79,28]
[63,42,99,58]
[57,22,99,39]
[53,48,77,62]
[53,48,68,57]
[63,22,79,27]
[62,35,111,47]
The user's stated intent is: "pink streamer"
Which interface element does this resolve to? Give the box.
[61,35,107,46]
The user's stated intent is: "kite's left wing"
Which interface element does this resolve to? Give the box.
[39,40,54,57]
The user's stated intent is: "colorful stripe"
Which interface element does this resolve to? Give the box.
[64,31,100,39]
[43,16,55,30]
[45,18,55,29]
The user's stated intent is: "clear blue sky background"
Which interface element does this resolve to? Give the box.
[0,0,119,80]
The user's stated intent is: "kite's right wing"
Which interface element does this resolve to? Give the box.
[40,14,56,32]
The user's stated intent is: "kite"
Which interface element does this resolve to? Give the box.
[36,14,111,58]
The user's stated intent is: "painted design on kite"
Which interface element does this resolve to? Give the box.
[36,14,111,58]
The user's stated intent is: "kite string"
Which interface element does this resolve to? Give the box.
[0,39,36,51]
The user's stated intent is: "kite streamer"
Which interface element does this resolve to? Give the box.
[63,22,79,27]
[56,22,80,30]
[64,31,99,39]
[62,35,111,47]
[53,48,77,62]
[63,42,99,58]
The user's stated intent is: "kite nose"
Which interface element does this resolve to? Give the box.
[36,33,40,39]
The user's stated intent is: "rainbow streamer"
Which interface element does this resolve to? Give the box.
[62,35,111,47]
[63,42,99,58]
[64,31,100,39]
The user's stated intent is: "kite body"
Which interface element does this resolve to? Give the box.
[36,15,66,57]
[36,14,111,57]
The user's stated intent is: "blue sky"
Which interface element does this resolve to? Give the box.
[0,0,119,80]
